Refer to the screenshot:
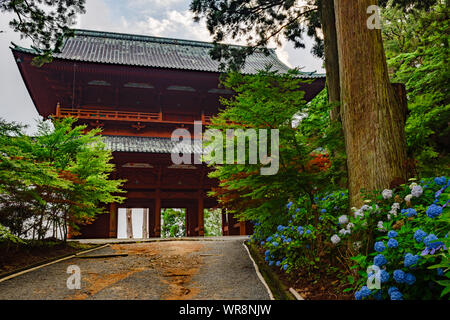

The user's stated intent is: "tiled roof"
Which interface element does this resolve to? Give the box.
[103,135,202,154]
[11,29,324,78]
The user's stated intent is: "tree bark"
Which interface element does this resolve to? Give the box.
[321,0,341,119]
[333,0,408,207]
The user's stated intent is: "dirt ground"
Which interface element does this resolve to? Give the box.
[0,239,270,300]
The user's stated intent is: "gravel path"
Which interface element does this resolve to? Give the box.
[0,239,270,300]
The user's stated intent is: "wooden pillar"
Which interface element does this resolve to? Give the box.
[239,221,247,236]
[154,190,161,237]
[143,208,148,239]
[126,208,133,239]
[221,210,228,236]
[108,203,117,238]
[198,193,204,236]
[185,207,190,236]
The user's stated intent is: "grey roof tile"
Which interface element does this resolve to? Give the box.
[11,29,324,78]
[103,135,203,154]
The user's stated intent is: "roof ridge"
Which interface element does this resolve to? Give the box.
[72,29,275,52]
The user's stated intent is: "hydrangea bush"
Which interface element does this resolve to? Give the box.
[347,177,449,300]
[249,176,449,300]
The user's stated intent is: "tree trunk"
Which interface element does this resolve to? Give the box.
[321,0,341,119]
[333,0,408,207]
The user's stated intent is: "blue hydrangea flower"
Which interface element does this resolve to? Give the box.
[359,286,371,298]
[265,250,270,256]
[286,201,293,209]
[321,209,326,213]
[296,208,300,213]
[388,286,399,296]
[306,230,311,235]
[404,253,420,268]
[434,176,447,185]
[374,254,387,267]
[283,264,288,271]
[265,256,269,262]
[423,234,443,249]
[269,261,274,266]
[393,270,406,283]
[388,230,397,238]
[426,204,443,218]
[401,208,417,217]
[374,241,386,252]
[387,238,398,249]
[276,261,281,267]
[272,242,279,247]
[277,225,284,232]
[390,290,403,300]
[297,226,304,235]
[437,268,444,276]
[414,229,427,243]
[404,273,416,285]
[354,290,362,300]
[266,236,273,242]
[380,270,390,283]
[261,241,265,246]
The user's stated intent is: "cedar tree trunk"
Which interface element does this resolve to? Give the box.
[333,0,408,207]
[321,0,341,120]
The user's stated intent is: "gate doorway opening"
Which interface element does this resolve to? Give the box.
[117,208,150,239]
[161,208,186,238]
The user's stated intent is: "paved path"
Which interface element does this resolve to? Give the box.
[0,239,270,300]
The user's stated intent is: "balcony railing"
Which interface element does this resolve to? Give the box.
[54,105,212,125]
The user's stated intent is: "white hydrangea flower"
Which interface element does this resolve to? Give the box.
[331,234,341,244]
[409,182,418,189]
[338,215,349,225]
[377,221,386,231]
[361,205,371,211]
[391,202,400,210]
[387,214,391,221]
[354,210,364,219]
[351,207,358,212]
[411,185,423,197]
[405,194,413,202]
[346,223,355,230]
[382,189,393,199]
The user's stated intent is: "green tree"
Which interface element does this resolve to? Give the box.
[207,70,338,228]
[161,209,186,238]
[381,1,449,176]
[0,117,125,240]
[204,209,222,237]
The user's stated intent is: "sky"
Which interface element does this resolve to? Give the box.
[0,0,325,133]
